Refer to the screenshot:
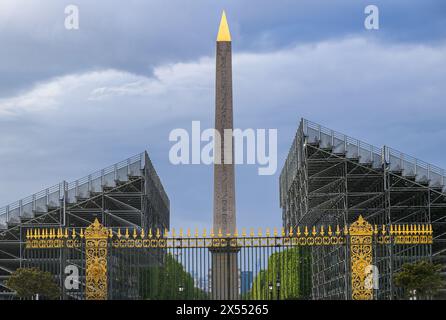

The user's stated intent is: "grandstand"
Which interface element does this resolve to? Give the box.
[280,118,446,299]
[0,151,170,299]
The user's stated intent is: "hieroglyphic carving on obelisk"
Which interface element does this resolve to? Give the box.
[212,11,238,300]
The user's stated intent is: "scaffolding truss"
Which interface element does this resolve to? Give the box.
[0,151,170,299]
[280,119,446,300]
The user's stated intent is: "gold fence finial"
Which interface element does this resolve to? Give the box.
[210,228,215,238]
[297,226,301,237]
[327,225,332,236]
[141,229,145,239]
[234,228,239,237]
[242,228,247,237]
[273,227,278,237]
[80,228,84,239]
[289,226,293,237]
[133,228,137,239]
[336,225,340,236]
[203,228,207,237]
[281,227,285,237]
[250,228,255,237]
[266,228,270,237]
[304,226,309,237]
[195,228,199,238]
[218,228,223,238]
[187,228,191,238]
[258,228,262,237]
[320,225,325,236]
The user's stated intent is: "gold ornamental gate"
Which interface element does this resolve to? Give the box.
[25,216,432,300]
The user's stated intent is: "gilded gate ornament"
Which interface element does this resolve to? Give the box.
[24,216,432,300]
[84,219,109,300]
[349,215,373,300]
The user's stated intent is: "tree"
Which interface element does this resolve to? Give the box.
[139,253,208,300]
[247,247,311,300]
[394,260,444,300]
[5,267,60,300]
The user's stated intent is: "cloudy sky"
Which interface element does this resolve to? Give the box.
[0,0,445,230]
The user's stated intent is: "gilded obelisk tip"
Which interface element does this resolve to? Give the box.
[217,11,231,42]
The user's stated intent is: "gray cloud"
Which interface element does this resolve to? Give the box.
[1,0,445,95]
[1,37,445,229]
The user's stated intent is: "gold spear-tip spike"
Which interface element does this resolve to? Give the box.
[266,228,270,237]
[327,225,332,236]
[226,231,231,237]
[157,228,161,238]
[289,226,293,237]
[125,228,129,239]
[297,226,301,237]
[72,228,76,239]
[336,225,340,236]
[149,228,153,238]
[374,225,378,235]
[141,229,145,239]
[117,228,122,239]
[242,228,247,237]
[210,228,215,238]
[217,10,231,42]
[343,225,349,236]
[250,228,255,237]
[382,225,386,235]
[218,228,223,238]
[320,225,325,236]
[234,228,239,237]
[312,226,317,236]
[281,227,285,237]
[79,228,84,238]
[304,226,309,237]
[187,228,191,238]
[203,228,207,238]
[258,228,263,237]
[164,228,169,238]
[195,228,199,238]
[273,227,278,237]
[133,228,137,239]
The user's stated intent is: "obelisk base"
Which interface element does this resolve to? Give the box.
[211,250,239,300]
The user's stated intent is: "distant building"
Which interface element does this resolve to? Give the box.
[240,271,253,295]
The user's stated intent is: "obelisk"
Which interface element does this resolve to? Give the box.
[212,11,238,300]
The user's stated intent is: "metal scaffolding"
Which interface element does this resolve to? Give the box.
[0,151,170,299]
[280,118,446,300]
